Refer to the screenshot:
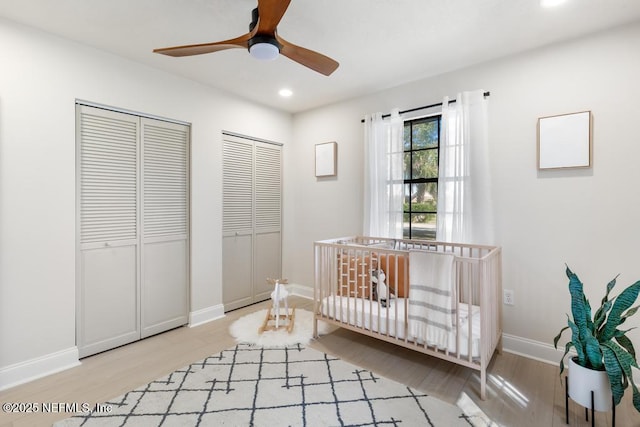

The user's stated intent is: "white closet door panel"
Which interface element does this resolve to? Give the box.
[79,106,138,245]
[223,139,253,235]
[254,231,282,300]
[141,239,188,338]
[254,142,281,301]
[142,119,189,239]
[222,234,253,311]
[141,118,189,336]
[77,105,140,358]
[78,246,139,358]
[254,142,282,232]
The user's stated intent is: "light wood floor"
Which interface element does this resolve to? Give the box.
[1,296,638,427]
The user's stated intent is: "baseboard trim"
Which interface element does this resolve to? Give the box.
[0,347,80,391]
[189,304,225,328]
[502,333,564,366]
[287,283,313,300]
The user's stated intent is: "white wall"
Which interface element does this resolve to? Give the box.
[286,22,640,362]
[0,18,291,387]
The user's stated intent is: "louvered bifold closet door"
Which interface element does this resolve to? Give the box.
[141,118,189,338]
[77,105,141,358]
[222,136,254,311]
[253,141,282,300]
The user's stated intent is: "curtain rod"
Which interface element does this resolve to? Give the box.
[360,91,490,123]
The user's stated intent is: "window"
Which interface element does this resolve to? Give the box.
[403,115,440,239]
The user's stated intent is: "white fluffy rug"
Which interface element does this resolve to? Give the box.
[229,308,330,347]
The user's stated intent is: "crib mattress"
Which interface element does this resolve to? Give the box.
[320,295,481,358]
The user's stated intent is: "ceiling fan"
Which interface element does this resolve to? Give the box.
[153,0,339,76]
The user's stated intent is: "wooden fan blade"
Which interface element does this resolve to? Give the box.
[153,33,251,57]
[276,35,339,76]
[256,0,291,34]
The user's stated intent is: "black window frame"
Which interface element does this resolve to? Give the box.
[403,115,441,240]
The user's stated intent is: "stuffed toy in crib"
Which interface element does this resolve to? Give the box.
[371,269,394,307]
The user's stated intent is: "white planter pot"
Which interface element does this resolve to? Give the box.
[568,357,613,411]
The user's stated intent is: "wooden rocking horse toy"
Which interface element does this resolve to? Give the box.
[259,278,295,333]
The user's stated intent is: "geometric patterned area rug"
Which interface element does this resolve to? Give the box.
[54,344,479,426]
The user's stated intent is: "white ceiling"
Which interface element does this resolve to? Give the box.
[1,0,640,113]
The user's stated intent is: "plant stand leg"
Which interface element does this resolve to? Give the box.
[590,390,594,427]
[612,395,615,427]
[565,378,569,425]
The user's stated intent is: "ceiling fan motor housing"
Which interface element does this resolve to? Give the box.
[248,35,281,51]
[247,7,280,59]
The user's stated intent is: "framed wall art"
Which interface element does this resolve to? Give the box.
[315,142,337,177]
[537,111,592,170]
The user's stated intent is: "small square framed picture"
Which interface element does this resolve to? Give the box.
[315,142,337,177]
[538,111,592,170]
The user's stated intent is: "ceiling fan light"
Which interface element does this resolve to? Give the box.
[249,42,280,61]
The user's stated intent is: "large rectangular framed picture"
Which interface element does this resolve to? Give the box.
[315,142,337,177]
[538,111,592,170]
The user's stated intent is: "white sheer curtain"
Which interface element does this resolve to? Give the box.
[437,90,493,244]
[363,109,404,238]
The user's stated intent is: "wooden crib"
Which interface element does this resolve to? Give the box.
[313,236,502,399]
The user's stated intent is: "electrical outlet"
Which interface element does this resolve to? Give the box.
[503,289,515,306]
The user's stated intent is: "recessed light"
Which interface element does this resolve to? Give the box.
[541,0,567,7]
[279,88,293,98]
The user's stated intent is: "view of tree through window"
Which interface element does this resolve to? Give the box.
[403,116,440,239]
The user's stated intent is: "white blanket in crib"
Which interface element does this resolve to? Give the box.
[408,250,455,349]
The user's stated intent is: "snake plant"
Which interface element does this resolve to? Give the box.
[553,266,640,412]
